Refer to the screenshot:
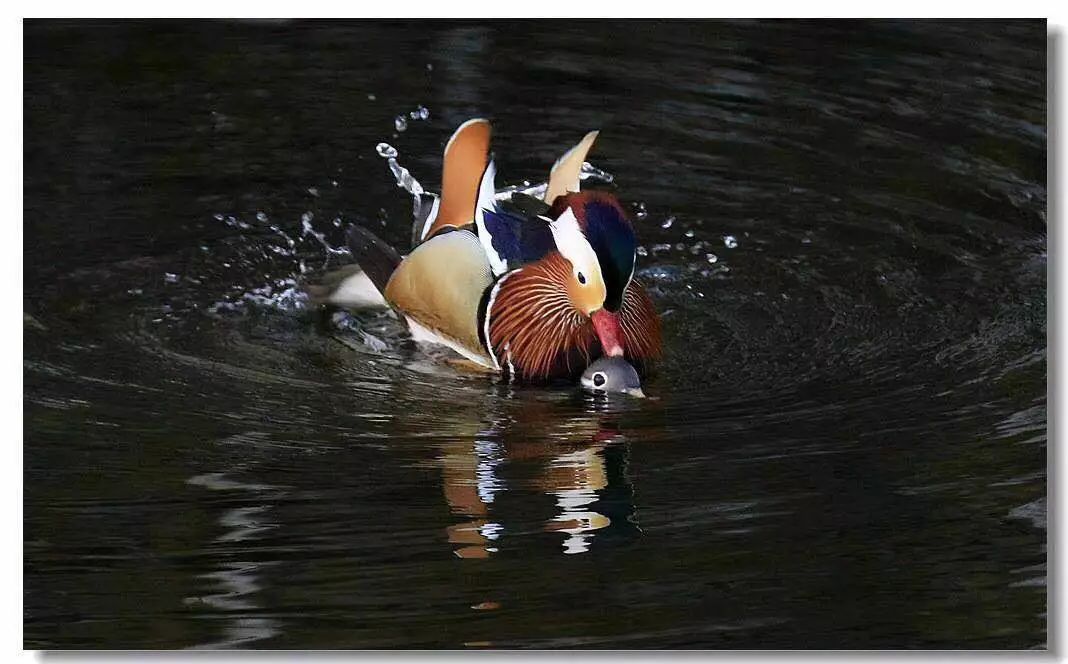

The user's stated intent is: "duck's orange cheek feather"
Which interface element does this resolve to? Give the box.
[565,272,607,315]
[487,310,597,380]
[483,258,662,381]
[485,255,598,380]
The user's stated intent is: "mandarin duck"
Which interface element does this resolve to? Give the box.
[322,118,661,385]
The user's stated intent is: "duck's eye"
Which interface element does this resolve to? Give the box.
[593,372,606,387]
[577,271,587,285]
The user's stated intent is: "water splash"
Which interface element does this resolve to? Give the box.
[579,161,614,184]
[376,142,431,226]
[301,212,349,264]
[394,105,430,132]
[493,181,548,201]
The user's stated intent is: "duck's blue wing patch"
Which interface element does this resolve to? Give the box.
[482,209,555,265]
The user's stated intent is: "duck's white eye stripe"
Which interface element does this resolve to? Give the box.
[547,208,599,277]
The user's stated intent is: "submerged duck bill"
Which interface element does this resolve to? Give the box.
[581,356,644,397]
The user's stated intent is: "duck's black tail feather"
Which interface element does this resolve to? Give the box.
[345,224,402,297]
[302,224,402,311]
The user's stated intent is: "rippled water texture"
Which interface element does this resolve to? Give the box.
[24,20,1046,649]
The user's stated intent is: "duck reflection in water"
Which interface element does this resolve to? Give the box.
[436,393,641,558]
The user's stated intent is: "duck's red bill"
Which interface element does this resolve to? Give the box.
[591,309,624,357]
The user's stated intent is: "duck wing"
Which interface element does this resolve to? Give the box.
[474,130,601,274]
[479,206,555,271]
[420,118,494,243]
[384,228,496,367]
[544,130,599,205]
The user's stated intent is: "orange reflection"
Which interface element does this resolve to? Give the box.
[435,396,633,558]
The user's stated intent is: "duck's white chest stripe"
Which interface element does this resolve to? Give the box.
[503,342,516,382]
[481,269,520,372]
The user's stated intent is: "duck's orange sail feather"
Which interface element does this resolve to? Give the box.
[427,118,492,239]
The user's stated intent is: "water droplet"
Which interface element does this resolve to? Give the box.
[706,253,718,263]
[307,187,319,197]
[579,161,614,183]
[675,243,685,251]
[636,246,648,257]
[684,229,695,238]
[301,211,314,226]
[376,142,398,159]
[212,213,224,222]
[256,211,268,222]
[163,272,179,284]
[426,63,434,71]
[394,115,408,132]
[409,105,430,120]
[633,201,648,220]
[333,217,342,227]
[723,235,738,249]
[652,243,672,254]
[332,180,338,187]
[661,216,675,229]
[388,157,424,197]
[367,93,377,101]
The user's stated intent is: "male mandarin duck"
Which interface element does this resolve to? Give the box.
[331,118,661,383]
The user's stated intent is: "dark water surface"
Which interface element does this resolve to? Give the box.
[24,19,1047,649]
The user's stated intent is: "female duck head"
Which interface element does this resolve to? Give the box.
[581,356,644,398]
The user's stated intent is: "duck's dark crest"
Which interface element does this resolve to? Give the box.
[550,191,637,312]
